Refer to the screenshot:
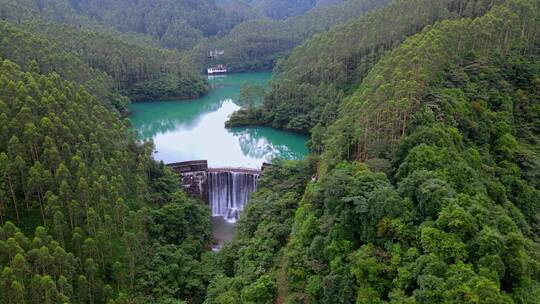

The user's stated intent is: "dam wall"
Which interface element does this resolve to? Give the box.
[168,160,209,202]
[167,161,267,222]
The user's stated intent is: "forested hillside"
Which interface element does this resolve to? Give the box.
[70,0,252,50]
[0,4,211,110]
[210,0,540,302]
[0,59,212,303]
[23,21,209,102]
[1,0,539,303]
[0,21,116,108]
[0,0,388,75]
[244,0,332,19]
[227,0,507,132]
[184,0,388,72]
[0,0,249,51]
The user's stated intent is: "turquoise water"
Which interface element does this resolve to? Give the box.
[128,72,309,168]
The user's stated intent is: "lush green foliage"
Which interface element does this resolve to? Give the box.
[0,59,211,303]
[211,0,540,303]
[244,0,337,20]
[0,21,116,108]
[204,160,314,304]
[0,0,249,51]
[0,58,144,302]
[0,2,211,110]
[1,0,540,303]
[222,0,349,21]
[322,0,540,165]
[185,0,388,73]
[72,0,251,50]
[230,0,506,133]
[225,84,267,127]
[23,22,187,91]
[279,45,540,302]
[128,74,210,102]
[139,191,211,303]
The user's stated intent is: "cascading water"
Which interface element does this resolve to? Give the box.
[208,171,258,223]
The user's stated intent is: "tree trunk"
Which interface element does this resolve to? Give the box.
[7,177,20,223]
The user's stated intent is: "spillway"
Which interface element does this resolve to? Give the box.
[208,171,258,223]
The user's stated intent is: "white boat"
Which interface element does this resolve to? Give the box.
[207,64,227,75]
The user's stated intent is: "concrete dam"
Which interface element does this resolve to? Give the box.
[167,160,267,222]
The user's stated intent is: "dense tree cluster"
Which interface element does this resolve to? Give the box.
[0,58,144,302]
[0,21,116,108]
[204,160,314,303]
[227,0,507,132]
[0,1,212,111]
[244,0,325,20]
[0,59,211,303]
[69,0,253,51]
[277,44,540,302]
[0,21,205,111]
[185,0,388,73]
[0,0,250,51]
[1,0,539,303]
[321,0,540,164]
[207,0,540,302]
[24,22,186,91]
[128,74,209,102]
[219,0,351,21]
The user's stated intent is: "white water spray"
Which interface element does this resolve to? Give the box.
[208,171,258,223]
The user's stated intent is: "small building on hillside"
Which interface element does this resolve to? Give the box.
[208,50,225,59]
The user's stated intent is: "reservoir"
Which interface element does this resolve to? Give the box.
[129,72,309,249]
[128,72,308,168]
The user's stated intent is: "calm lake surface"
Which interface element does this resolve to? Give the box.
[128,72,309,168]
[129,72,309,249]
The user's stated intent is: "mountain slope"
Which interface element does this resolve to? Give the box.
[0,59,147,303]
[0,18,208,111]
[0,58,212,303]
[185,0,389,73]
[0,0,249,51]
[322,0,540,165]
[208,0,540,303]
[22,21,209,102]
[246,0,322,19]
[227,0,507,133]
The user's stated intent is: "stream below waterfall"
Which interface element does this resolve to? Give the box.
[129,72,308,250]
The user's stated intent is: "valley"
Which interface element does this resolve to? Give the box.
[0,0,539,303]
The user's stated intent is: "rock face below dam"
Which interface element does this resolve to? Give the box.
[167,160,263,222]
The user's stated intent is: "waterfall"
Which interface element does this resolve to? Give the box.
[208,171,258,223]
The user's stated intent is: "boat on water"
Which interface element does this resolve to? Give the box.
[208,64,227,75]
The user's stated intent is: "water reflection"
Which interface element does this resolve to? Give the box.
[132,98,226,139]
[231,127,307,161]
[129,73,308,168]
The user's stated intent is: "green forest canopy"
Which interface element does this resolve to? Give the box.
[212,0,540,303]
[226,0,509,132]
[0,3,212,111]
[184,0,389,72]
[1,0,539,303]
[0,0,249,51]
